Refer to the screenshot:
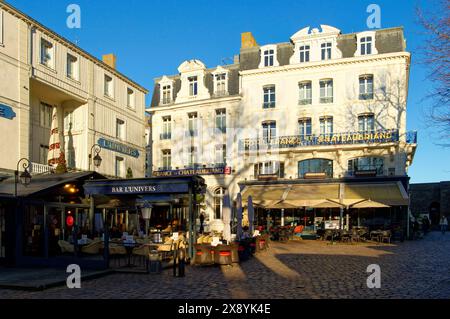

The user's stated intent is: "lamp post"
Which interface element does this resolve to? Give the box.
[88,144,102,171]
[15,158,32,197]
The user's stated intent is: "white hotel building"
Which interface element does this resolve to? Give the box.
[0,2,148,179]
[150,25,417,233]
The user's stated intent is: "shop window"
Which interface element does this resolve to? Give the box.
[348,157,384,176]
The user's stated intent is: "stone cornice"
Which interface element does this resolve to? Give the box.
[240,52,411,77]
[146,95,242,113]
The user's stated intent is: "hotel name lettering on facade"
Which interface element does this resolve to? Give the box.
[153,166,232,177]
[240,130,399,151]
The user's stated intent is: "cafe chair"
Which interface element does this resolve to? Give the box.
[213,245,233,266]
[81,241,102,255]
[381,230,392,244]
[193,244,214,265]
[58,240,74,254]
[132,244,151,267]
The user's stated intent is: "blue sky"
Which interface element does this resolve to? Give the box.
[7,0,450,183]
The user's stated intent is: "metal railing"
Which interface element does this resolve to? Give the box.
[160,132,172,140]
[30,162,54,175]
[406,131,417,144]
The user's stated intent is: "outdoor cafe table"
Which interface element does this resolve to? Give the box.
[122,242,139,267]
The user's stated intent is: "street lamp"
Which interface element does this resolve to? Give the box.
[141,202,153,236]
[88,144,102,171]
[15,158,32,197]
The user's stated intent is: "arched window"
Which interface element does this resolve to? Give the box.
[213,187,226,220]
[298,159,333,179]
[348,157,384,176]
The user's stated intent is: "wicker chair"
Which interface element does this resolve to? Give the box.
[81,240,102,255]
[58,240,74,254]
[381,230,391,244]
[193,244,214,265]
[212,244,233,265]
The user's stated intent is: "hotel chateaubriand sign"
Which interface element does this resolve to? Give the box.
[239,129,399,151]
[153,166,232,177]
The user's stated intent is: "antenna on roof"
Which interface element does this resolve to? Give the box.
[221,57,234,65]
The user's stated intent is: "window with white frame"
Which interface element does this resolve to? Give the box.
[263,86,276,108]
[162,85,172,104]
[104,74,113,97]
[162,149,171,170]
[320,116,333,135]
[187,112,198,137]
[298,118,312,139]
[115,156,124,177]
[39,145,49,165]
[360,36,373,55]
[116,118,125,140]
[254,161,284,178]
[319,79,333,103]
[215,109,226,134]
[215,144,226,166]
[214,73,227,96]
[359,75,374,100]
[298,81,312,105]
[321,42,332,60]
[262,121,276,142]
[161,116,171,140]
[127,88,135,108]
[263,49,275,67]
[188,76,198,96]
[66,53,78,80]
[40,38,54,68]
[358,113,375,132]
[40,102,53,128]
[213,187,226,219]
[299,45,310,63]
[187,146,198,167]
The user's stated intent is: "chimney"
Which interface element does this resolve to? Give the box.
[102,53,116,69]
[241,32,258,49]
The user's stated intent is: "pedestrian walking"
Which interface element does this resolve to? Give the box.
[199,212,205,234]
[439,215,448,235]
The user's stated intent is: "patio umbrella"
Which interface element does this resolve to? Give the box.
[222,189,232,243]
[236,193,243,240]
[351,199,390,227]
[47,106,61,167]
[248,195,255,234]
[311,200,344,208]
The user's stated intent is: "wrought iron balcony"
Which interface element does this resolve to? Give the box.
[160,132,171,140]
[185,130,198,137]
[298,98,312,105]
[239,129,402,152]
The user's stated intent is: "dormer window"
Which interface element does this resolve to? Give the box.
[259,45,279,68]
[321,42,332,60]
[214,73,227,96]
[361,37,372,55]
[356,31,378,56]
[299,45,310,62]
[158,76,174,105]
[264,49,274,67]
[188,76,198,96]
[162,85,172,104]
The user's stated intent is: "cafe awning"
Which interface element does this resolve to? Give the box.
[240,180,408,208]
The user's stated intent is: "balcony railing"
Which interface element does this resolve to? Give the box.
[320,97,333,104]
[298,98,312,105]
[359,93,374,100]
[239,129,401,152]
[185,130,198,137]
[160,132,171,140]
[262,102,276,109]
[30,162,55,175]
